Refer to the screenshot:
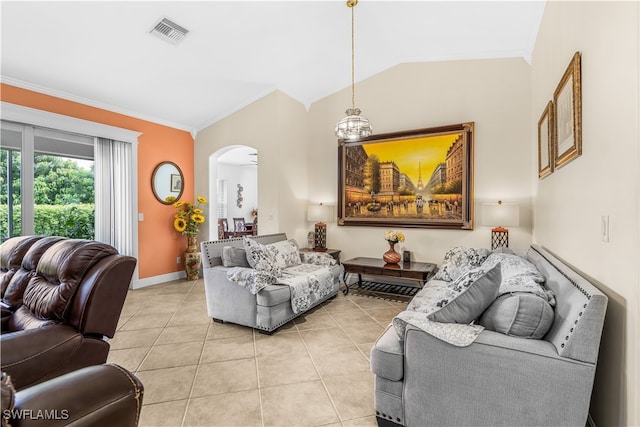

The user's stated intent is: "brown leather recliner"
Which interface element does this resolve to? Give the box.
[1,363,143,427]
[0,237,137,391]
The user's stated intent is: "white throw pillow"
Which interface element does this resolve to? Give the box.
[266,240,301,269]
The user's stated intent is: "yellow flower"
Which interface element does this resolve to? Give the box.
[197,196,208,204]
[165,196,176,203]
[173,201,185,208]
[173,218,186,233]
[192,214,205,223]
[193,208,203,215]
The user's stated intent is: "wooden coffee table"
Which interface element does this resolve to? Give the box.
[341,257,437,295]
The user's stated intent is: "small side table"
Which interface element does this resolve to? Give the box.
[299,248,341,264]
[341,257,436,295]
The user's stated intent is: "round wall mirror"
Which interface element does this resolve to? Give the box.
[151,161,184,205]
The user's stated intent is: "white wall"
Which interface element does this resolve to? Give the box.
[217,163,257,224]
[531,2,639,425]
[308,58,533,262]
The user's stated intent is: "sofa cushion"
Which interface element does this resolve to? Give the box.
[370,325,404,381]
[407,263,501,324]
[222,246,250,268]
[267,240,301,269]
[432,246,490,282]
[256,284,292,307]
[479,293,555,339]
[243,237,282,277]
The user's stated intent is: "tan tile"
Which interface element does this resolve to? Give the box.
[323,299,359,313]
[206,321,253,340]
[254,330,307,357]
[200,335,254,363]
[138,341,203,371]
[120,312,173,331]
[299,327,353,351]
[261,381,339,426]
[156,324,209,345]
[135,365,197,405]
[343,320,385,344]
[343,416,378,426]
[257,352,319,388]
[330,309,375,326]
[324,372,375,421]
[139,399,188,427]
[166,309,211,327]
[183,390,262,427]
[357,342,375,360]
[107,347,149,372]
[116,316,131,331]
[310,345,371,378]
[191,358,257,397]
[365,307,404,326]
[295,309,338,330]
[119,304,142,318]
[110,328,163,350]
[351,297,395,310]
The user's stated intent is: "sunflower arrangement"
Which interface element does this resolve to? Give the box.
[168,195,208,236]
[384,230,405,244]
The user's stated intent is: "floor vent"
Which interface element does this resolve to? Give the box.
[150,18,189,45]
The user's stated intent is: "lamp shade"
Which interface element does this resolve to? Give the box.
[481,202,520,228]
[307,204,333,224]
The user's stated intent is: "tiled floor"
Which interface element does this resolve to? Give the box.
[108,279,411,427]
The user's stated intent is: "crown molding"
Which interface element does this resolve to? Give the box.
[1,76,195,135]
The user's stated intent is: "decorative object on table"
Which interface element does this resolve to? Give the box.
[307,203,333,251]
[251,208,258,220]
[334,0,373,141]
[172,195,208,280]
[403,250,411,263]
[337,122,474,230]
[537,100,554,179]
[383,229,405,264]
[481,201,519,250]
[236,184,244,208]
[553,51,582,170]
[307,231,315,249]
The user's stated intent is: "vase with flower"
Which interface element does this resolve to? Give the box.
[383,230,405,264]
[167,195,208,280]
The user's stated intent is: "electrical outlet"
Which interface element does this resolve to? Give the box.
[176,256,181,264]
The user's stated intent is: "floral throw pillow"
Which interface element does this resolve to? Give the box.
[267,240,301,269]
[433,246,491,282]
[226,267,277,295]
[407,263,501,324]
[243,237,282,277]
[300,251,337,266]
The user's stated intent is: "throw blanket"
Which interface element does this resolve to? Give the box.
[226,263,336,314]
[393,253,555,347]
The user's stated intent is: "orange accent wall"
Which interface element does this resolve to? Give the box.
[1,83,194,279]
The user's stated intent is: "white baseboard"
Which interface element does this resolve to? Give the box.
[131,271,186,289]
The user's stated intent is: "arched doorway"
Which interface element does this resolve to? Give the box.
[208,145,258,239]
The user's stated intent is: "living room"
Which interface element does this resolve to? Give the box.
[1,1,638,427]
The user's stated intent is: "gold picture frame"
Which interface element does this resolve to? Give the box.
[553,51,582,169]
[538,100,554,179]
[337,122,474,230]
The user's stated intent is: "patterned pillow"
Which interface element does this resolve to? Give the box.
[267,240,301,269]
[407,263,501,324]
[242,237,282,277]
[433,246,491,282]
[300,251,336,266]
[226,267,277,295]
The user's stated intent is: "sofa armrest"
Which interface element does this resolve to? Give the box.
[12,364,143,427]
[401,325,596,427]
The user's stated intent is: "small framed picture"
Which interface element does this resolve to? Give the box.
[553,51,582,169]
[538,100,554,179]
[170,174,182,192]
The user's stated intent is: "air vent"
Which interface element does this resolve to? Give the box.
[150,18,189,45]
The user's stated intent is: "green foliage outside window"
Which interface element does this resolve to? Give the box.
[0,204,95,240]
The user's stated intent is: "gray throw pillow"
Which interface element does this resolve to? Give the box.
[479,293,555,339]
[222,246,250,268]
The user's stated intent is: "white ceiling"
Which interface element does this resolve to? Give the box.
[0,1,545,135]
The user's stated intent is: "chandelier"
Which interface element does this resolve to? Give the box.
[335,0,373,140]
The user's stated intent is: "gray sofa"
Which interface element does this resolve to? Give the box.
[370,244,608,427]
[201,233,341,333]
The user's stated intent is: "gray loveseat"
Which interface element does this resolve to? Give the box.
[201,233,341,333]
[370,244,608,427]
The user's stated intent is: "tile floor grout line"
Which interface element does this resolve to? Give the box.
[179,318,213,427]
[252,328,266,427]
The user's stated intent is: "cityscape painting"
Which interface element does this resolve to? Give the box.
[337,122,474,229]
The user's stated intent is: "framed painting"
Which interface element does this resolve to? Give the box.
[337,122,474,230]
[170,174,182,192]
[538,100,554,179]
[553,51,582,169]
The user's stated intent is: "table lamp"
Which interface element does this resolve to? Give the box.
[307,203,333,251]
[481,201,519,250]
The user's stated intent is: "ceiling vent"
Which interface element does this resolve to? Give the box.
[150,18,189,45]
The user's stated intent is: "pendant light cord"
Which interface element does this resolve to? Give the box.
[351,3,355,110]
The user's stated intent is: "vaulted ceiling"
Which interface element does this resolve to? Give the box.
[1,1,545,134]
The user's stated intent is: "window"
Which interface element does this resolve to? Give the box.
[217,179,228,220]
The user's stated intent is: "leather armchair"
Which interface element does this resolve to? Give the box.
[0,237,137,391]
[1,364,143,427]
